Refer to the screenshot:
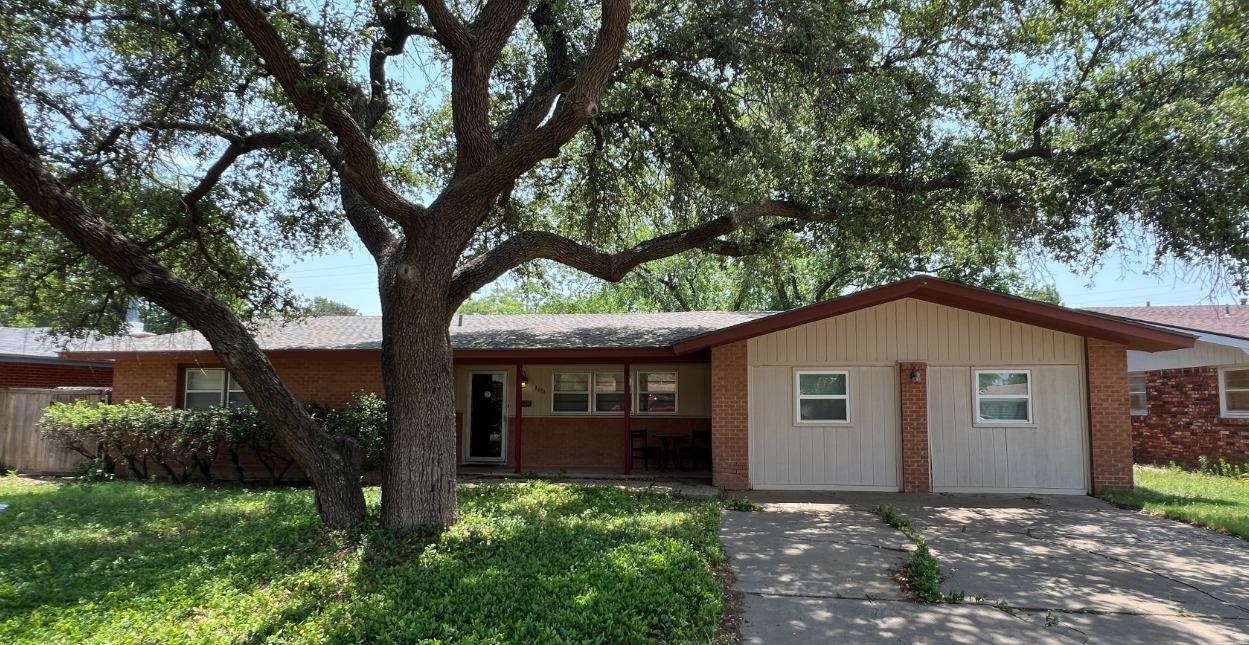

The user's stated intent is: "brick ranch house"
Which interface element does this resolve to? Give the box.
[0,326,113,389]
[64,277,1193,494]
[1086,305,1249,467]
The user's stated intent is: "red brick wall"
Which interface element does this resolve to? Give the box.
[710,341,749,489]
[898,362,930,492]
[506,417,709,470]
[1131,367,1249,466]
[0,361,113,389]
[1087,338,1134,492]
[112,355,383,407]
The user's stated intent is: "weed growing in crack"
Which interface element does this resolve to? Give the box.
[872,505,964,604]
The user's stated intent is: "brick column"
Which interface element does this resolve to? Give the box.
[711,341,749,489]
[899,362,930,492]
[1087,338,1134,493]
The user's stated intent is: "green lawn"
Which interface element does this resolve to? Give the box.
[0,478,724,644]
[1101,465,1249,539]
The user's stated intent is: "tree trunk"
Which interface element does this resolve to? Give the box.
[378,243,460,530]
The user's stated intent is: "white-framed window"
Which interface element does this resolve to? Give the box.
[1219,367,1249,417]
[636,371,678,414]
[1128,372,1148,416]
[183,368,249,409]
[594,372,626,413]
[794,370,850,424]
[974,369,1032,424]
[552,372,592,413]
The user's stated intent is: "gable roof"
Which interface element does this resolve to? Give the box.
[0,326,113,367]
[1084,305,1249,340]
[64,312,774,358]
[671,276,1195,354]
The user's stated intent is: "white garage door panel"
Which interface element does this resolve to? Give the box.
[929,366,1087,493]
[750,365,899,490]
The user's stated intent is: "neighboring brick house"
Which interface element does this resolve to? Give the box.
[0,327,113,389]
[1086,305,1249,467]
[65,277,1192,494]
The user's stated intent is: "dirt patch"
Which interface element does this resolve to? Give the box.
[714,561,744,644]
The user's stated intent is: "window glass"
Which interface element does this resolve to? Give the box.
[795,371,850,423]
[185,369,225,392]
[1128,373,1147,415]
[184,392,224,409]
[1223,369,1249,414]
[637,371,677,413]
[975,370,1032,423]
[594,372,625,413]
[552,372,591,413]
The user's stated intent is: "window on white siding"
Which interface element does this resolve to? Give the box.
[974,370,1032,424]
[637,371,678,413]
[594,372,626,413]
[1220,368,1249,417]
[552,372,591,413]
[183,368,249,409]
[1128,372,1148,416]
[794,371,850,424]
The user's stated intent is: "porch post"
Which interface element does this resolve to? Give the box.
[623,360,632,474]
[514,362,524,474]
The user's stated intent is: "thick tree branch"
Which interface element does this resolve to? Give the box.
[0,65,364,526]
[218,0,423,225]
[418,0,469,54]
[493,0,577,150]
[447,200,817,306]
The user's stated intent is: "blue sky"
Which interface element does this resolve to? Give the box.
[280,244,1242,315]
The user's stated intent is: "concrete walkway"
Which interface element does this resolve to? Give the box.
[722,491,1249,643]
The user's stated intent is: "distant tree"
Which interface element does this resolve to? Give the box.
[306,297,360,317]
[1,0,1245,530]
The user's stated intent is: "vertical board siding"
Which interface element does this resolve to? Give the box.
[928,366,1087,492]
[748,299,1083,366]
[749,365,899,489]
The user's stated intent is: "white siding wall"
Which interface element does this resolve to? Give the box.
[747,298,1088,492]
[1126,341,1249,372]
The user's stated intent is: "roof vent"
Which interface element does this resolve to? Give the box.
[457,314,463,327]
[125,297,156,338]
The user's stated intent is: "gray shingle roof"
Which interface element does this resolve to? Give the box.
[68,312,776,354]
[1085,305,1249,339]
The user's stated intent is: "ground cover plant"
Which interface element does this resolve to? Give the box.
[872,505,962,604]
[1101,465,1249,539]
[0,479,723,644]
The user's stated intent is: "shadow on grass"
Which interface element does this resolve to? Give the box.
[0,481,723,644]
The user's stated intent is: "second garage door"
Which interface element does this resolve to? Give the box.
[928,365,1088,494]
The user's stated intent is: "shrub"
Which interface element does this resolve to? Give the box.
[39,394,389,484]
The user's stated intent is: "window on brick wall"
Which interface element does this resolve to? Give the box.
[794,371,850,424]
[1128,373,1147,416]
[183,368,249,409]
[552,372,592,413]
[636,371,678,413]
[1219,368,1249,417]
[973,370,1032,424]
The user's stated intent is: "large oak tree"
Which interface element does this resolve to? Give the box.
[1,0,1247,530]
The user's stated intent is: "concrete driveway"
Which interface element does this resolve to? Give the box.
[722,492,1249,643]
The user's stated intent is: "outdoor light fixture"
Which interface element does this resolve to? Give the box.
[520,370,529,388]
[909,370,922,384]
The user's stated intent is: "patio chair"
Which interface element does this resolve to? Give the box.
[630,429,661,471]
[679,428,712,472]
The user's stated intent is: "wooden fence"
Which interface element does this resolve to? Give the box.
[0,388,107,474]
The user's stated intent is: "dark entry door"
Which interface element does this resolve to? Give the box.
[468,372,506,461]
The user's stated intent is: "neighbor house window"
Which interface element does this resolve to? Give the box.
[637,371,678,413]
[794,371,850,424]
[183,368,249,409]
[552,372,591,413]
[1219,368,1249,417]
[1128,372,1148,416]
[974,370,1032,424]
[594,372,626,413]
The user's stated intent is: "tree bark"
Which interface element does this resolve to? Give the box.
[378,240,460,529]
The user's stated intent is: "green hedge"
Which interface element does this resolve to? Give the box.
[38,394,386,484]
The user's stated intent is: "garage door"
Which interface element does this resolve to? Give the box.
[749,365,899,490]
[928,365,1088,493]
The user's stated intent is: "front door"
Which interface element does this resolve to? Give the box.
[467,372,506,462]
